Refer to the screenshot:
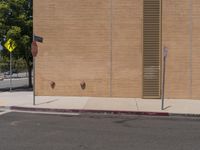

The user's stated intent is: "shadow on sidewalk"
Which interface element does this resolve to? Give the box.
[162,105,171,110]
[35,99,59,106]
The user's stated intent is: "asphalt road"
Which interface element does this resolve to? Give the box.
[0,78,29,91]
[0,112,200,150]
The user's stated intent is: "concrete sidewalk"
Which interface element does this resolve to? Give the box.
[0,91,200,116]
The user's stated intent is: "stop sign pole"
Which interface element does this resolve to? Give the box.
[32,36,37,105]
[32,34,42,105]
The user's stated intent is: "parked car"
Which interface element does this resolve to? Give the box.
[4,71,11,75]
[4,69,17,75]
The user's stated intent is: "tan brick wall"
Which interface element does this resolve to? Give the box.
[34,0,200,99]
[162,0,191,99]
[162,0,200,99]
[192,0,200,99]
[112,0,142,97]
[34,0,111,96]
[34,0,143,97]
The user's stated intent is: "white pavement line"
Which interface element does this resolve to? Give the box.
[12,110,80,116]
[0,110,12,116]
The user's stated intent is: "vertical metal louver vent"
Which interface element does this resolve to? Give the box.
[143,0,161,98]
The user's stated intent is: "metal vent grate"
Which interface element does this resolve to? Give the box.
[143,0,161,98]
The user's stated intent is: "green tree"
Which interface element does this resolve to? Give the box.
[0,0,33,87]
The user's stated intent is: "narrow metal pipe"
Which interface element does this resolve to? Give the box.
[33,34,36,105]
[10,52,12,92]
[161,56,166,110]
[33,57,35,105]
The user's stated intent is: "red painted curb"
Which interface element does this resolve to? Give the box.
[10,106,169,116]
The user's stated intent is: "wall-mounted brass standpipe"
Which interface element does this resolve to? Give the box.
[80,80,86,90]
[50,81,56,89]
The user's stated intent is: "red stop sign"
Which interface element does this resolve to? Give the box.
[31,41,38,57]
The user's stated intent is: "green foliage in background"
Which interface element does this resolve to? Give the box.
[0,0,33,87]
[0,58,27,73]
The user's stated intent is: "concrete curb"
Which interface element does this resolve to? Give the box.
[169,113,200,118]
[10,106,169,116]
[1,106,199,118]
[0,106,10,109]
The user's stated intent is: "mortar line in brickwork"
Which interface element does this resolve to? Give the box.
[189,0,193,98]
[109,0,113,97]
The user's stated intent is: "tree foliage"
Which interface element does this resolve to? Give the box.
[0,0,33,87]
